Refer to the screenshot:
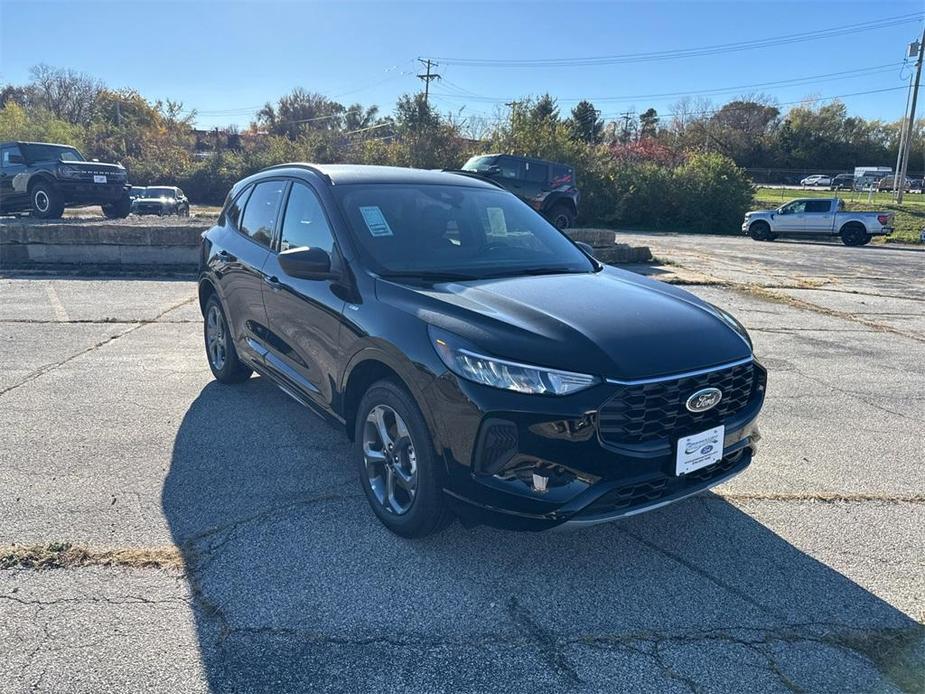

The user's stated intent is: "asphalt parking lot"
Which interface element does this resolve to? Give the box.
[1,236,923,693]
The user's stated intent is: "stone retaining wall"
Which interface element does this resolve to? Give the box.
[0,219,651,271]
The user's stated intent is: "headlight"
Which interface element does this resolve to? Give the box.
[429,326,599,395]
[57,165,82,179]
[710,304,752,350]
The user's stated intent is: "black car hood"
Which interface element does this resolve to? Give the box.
[377,266,751,381]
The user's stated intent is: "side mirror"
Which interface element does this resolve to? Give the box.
[575,241,594,256]
[8,154,24,164]
[278,246,337,280]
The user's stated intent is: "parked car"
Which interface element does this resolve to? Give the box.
[743,197,894,246]
[800,174,831,187]
[131,186,190,216]
[460,154,579,229]
[199,164,766,536]
[876,176,913,192]
[829,173,855,191]
[0,141,131,219]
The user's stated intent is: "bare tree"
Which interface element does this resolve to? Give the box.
[29,64,103,125]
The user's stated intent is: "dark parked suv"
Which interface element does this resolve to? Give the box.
[0,141,131,218]
[461,154,580,229]
[199,164,765,536]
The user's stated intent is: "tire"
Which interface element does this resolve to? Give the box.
[546,203,576,230]
[355,379,452,537]
[101,195,132,219]
[203,294,252,384]
[179,205,190,217]
[840,225,868,247]
[749,221,772,241]
[29,181,65,219]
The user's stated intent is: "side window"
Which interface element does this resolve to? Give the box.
[1,145,22,166]
[522,161,548,184]
[781,201,806,215]
[240,180,286,248]
[177,189,185,199]
[279,182,336,253]
[805,200,831,213]
[496,156,519,179]
[225,185,252,230]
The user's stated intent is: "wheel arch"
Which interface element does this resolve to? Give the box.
[340,350,442,450]
[542,193,577,215]
[197,277,219,316]
[25,172,57,194]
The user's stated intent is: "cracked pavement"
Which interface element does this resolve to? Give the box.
[1,235,923,693]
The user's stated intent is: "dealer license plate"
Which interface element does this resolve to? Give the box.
[676,425,724,476]
[93,175,107,184]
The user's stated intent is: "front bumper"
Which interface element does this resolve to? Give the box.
[60,181,129,204]
[433,360,766,531]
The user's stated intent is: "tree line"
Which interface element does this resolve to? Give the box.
[1,64,920,232]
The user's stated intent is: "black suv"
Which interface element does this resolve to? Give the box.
[131,186,191,216]
[829,173,855,191]
[199,164,765,537]
[461,154,580,229]
[0,141,131,219]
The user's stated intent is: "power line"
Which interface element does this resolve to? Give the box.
[429,13,923,67]
[431,61,906,105]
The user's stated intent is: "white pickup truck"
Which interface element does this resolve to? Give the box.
[742,198,894,246]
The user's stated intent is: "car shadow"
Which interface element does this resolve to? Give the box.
[163,378,923,693]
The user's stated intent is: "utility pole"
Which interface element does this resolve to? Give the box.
[618,110,635,144]
[897,27,924,204]
[417,58,441,107]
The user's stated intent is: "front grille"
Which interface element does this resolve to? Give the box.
[598,362,755,445]
[579,449,747,518]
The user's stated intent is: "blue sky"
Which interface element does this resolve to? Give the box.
[1,1,922,130]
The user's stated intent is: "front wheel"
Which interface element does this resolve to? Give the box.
[203,294,252,383]
[546,203,576,230]
[749,221,773,241]
[355,380,452,537]
[29,182,65,219]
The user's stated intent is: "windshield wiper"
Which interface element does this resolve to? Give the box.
[378,270,480,282]
[483,266,585,278]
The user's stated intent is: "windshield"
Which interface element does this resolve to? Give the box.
[461,156,497,173]
[145,187,175,198]
[130,187,147,197]
[20,143,85,163]
[334,184,594,279]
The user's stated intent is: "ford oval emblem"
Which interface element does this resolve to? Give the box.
[686,387,723,413]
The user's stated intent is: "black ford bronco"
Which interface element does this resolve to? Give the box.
[0,141,131,219]
[461,154,580,228]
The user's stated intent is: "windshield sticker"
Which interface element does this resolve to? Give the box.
[360,206,394,237]
[486,207,508,235]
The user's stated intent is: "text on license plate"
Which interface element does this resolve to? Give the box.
[93,175,107,184]
[676,425,724,476]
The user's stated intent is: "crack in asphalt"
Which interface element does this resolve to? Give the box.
[0,296,197,399]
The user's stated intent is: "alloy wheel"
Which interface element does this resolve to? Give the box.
[34,190,50,213]
[206,304,227,371]
[363,404,418,515]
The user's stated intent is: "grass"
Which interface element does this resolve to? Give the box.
[754,186,924,244]
[0,542,183,571]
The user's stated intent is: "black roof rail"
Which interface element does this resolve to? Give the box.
[441,169,506,190]
[260,162,333,185]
